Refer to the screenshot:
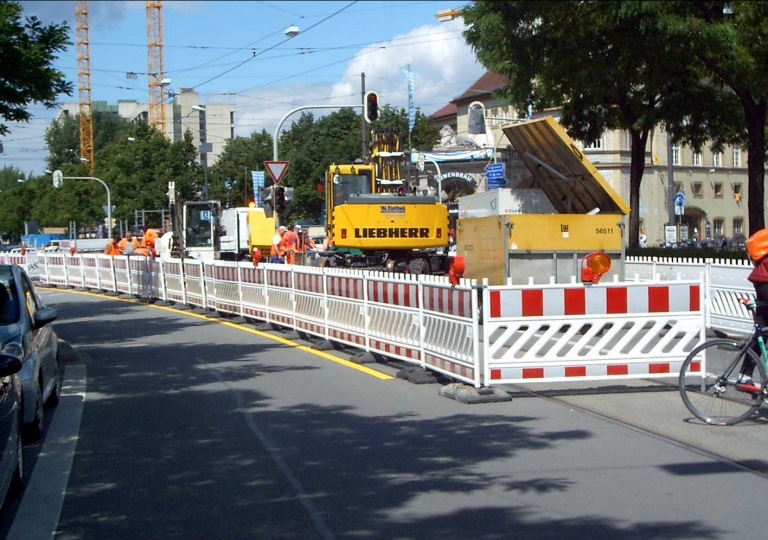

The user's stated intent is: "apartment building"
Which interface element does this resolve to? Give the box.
[56,88,235,166]
[429,71,753,246]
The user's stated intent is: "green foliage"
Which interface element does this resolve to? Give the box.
[208,129,273,208]
[373,105,440,151]
[45,112,133,170]
[0,1,73,135]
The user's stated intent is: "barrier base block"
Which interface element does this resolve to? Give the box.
[173,303,193,311]
[397,367,439,385]
[312,339,343,352]
[232,316,248,325]
[154,300,174,307]
[439,383,512,404]
[350,351,378,364]
[204,310,222,319]
[284,330,301,340]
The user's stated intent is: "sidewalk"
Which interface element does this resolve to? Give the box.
[511,378,768,473]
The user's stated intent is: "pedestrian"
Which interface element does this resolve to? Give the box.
[119,230,139,255]
[104,233,122,256]
[271,226,287,263]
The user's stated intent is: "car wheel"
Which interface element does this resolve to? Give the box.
[46,367,61,407]
[9,411,24,497]
[24,381,44,441]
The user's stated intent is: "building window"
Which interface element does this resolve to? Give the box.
[584,136,602,150]
[713,218,724,237]
[674,182,683,193]
[672,143,680,165]
[691,182,703,197]
[734,183,743,203]
[693,152,701,166]
[733,145,741,167]
[713,183,723,198]
[713,152,722,167]
[733,218,744,237]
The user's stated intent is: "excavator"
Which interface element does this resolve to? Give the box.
[317,128,452,274]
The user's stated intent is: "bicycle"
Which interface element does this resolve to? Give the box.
[679,298,768,425]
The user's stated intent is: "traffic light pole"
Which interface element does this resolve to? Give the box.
[273,104,362,161]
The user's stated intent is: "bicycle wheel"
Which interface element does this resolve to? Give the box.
[679,338,767,426]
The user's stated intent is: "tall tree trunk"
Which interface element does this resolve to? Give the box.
[742,98,767,236]
[628,129,649,248]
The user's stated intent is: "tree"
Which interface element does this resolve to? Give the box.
[0,1,72,135]
[374,105,440,151]
[45,112,133,170]
[208,130,273,208]
[653,1,768,236]
[462,1,735,248]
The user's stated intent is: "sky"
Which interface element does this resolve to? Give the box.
[2,0,483,176]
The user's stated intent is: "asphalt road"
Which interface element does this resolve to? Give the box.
[3,288,768,539]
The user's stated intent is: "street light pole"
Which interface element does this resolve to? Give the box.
[273,104,362,161]
[62,176,112,240]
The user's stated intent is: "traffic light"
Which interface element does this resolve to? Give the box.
[261,186,274,218]
[275,186,286,215]
[364,90,380,123]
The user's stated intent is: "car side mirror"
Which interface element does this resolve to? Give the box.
[33,306,58,328]
[0,354,22,377]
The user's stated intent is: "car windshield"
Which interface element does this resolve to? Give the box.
[0,276,20,324]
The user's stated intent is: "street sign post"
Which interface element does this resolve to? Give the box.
[264,161,290,185]
[485,163,507,190]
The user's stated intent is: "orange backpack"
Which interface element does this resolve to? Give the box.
[745,228,768,261]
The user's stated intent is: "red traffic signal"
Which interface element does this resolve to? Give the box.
[364,90,380,123]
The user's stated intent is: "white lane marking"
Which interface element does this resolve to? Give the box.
[7,365,86,540]
[196,357,337,540]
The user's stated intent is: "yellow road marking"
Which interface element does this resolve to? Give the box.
[40,287,394,380]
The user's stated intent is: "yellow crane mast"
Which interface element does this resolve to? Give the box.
[146,1,166,136]
[75,0,94,175]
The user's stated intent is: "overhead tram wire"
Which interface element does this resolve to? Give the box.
[189,1,359,92]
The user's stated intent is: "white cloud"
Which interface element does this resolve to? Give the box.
[220,19,486,144]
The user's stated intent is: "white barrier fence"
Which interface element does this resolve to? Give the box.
[9,252,717,388]
[626,256,753,338]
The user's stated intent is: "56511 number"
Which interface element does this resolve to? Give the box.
[596,228,614,234]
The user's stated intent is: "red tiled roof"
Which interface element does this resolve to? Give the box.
[429,70,508,118]
[453,71,508,102]
[430,102,457,120]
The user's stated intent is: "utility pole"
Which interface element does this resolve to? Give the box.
[361,72,367,159]
[666,130,676,243]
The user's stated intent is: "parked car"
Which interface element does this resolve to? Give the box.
[0,352,23,508]
[0,264,60,440]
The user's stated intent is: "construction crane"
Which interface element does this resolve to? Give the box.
[75,0,94,175]
[146,1,166,136]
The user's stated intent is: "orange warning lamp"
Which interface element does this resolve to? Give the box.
[581,252,611,283]
[252,248,261,266]
[248,201,256,208]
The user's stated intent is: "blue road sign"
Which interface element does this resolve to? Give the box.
[485,170,505,179]
[485,163,504,172]
[674,192,685,207]
[487,177,509,188]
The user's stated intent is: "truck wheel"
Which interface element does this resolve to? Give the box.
[408,258,428,275]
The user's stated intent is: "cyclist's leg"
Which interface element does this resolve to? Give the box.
[741,283,768,377]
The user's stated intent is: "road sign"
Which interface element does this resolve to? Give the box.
[485,170,505,179]
[675,205,684,216]
[674,192,685,207]
[264,161,290,184]
[52,170,62,188]
[485,163,504,172]
[487,177,509,190]
[102,205,115,216]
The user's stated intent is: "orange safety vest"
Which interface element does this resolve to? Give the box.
[104,240,120,256]
[119,237,139,252]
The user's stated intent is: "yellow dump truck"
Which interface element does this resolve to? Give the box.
[457,116,630,285]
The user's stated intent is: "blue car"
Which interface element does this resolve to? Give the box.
[0,265,60,441]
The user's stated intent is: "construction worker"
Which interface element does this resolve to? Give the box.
[119,230,139,255]
[104,233,122,256]
[141,228,159,258]
[283,224,299,265]
[271,226,287,263]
